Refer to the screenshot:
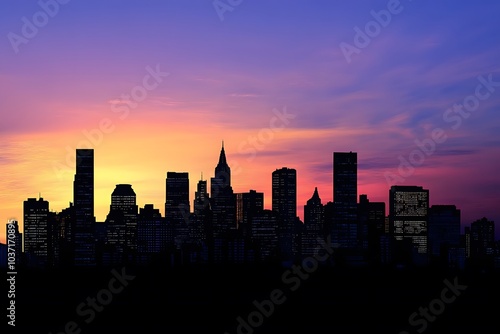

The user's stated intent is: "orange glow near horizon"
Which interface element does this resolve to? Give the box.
[3,117,500,243]
[2,119,362,243]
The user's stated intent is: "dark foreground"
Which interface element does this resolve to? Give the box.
[8,263,500,334]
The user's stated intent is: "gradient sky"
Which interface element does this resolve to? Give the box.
[1,0,500,243]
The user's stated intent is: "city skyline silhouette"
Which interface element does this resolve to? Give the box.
[2,141,499,244]
[2,2,500,248]
[4,144,498,271]
[2,1,500,333]
[4,140,499,333]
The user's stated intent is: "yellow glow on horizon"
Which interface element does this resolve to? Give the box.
[1,113,399,244]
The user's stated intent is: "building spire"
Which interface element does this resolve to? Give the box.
[218,141,227,166]
[307,187,321,205]
[312,187,320,200]
[214,141,231,187]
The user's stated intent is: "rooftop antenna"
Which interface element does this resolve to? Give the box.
[201,172,203,181]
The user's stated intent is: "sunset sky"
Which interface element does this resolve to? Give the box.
[1,0,500,243]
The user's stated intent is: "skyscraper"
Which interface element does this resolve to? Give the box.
[210,142,236,263]
[137,204,166,265]
[389,185,429,263]
[165,172,190,224]
[114,184,138,253]
[251,209,279,262]
[470,217,495,259]
[57,203,75,267]
[105,184,138,264]
[332,152,358,249]
[23,197,49,267]
[73,149,95,266]
[192,177,211,244]
[235,190,264,236]
[358,194,386,264]
[166,172,190,248]
[302,187,324,257]
[194,178,209,216]
[272,167,297,261]
[210,142,236,237]
[428,205,461,259]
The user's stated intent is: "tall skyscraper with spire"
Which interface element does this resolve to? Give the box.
[210,142,236,263]
[302,187,324,257]
[213,141,231,189]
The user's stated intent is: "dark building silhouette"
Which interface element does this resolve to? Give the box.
[236,190,264,237]
[192,177,210,243]
[137,204,166,265]
[165,173,209,266]
[428,205,461,266]
[302,187,324,257]
[0,244,6,268]
[251,209,279,262]
[116,184,138,259]
[104,184,138,265]
[23,197,49,267]
[166,172,190,248]
[94,220,107,267]
[16,143,500,274]
[6,220,23,266]
[227,234,247,264]
[323,201,335,243]
[47,211,61,267]
[389,185,429,266]
[210,143,236,263]
[210,143,236,235]
[332,152,358,249]
[193,177,210,216]
[56,203,75,266]
[464,226,471,259]
[470,217,495,260]
[272,167,297,262]
[73,149,95,266]
[166,172,190,223]
[358,194,386,265]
